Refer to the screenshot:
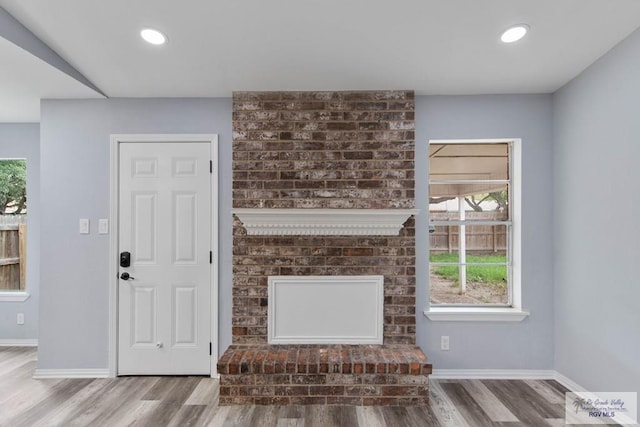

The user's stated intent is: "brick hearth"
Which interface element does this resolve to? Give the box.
[217,345,432,405]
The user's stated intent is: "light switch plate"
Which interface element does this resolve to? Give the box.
[99,219,109,234]
[441,335,450,351]
[79,218,90,234]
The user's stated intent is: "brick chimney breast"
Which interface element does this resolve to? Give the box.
[232,90,416,345]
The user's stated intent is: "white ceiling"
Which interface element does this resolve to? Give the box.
[1,0,640,122]
[0,36,102,122]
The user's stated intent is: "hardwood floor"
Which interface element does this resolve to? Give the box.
[0,347,617,426]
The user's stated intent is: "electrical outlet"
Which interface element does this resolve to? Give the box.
[441,335,450,351]
[17,313,24,325]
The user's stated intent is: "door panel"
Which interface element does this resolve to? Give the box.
[132,285,157,346]
[174,285,197,345]
[133,192,157,264]
[174,192,197,263]
[118,142,211,375]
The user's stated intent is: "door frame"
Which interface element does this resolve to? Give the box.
[108,134,219,378]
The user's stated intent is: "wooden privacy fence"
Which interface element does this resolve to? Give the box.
[0,215,26,290]
[430,211,507,254]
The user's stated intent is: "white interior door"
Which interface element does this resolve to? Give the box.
[118,142,211,375]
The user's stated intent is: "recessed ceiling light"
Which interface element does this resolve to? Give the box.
[501,25,529,43]
[140,28,167,45]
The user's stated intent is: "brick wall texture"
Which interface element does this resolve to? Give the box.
[232,90,416,345]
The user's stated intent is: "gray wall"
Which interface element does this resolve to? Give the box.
[39,95,557,372]
[38,99,232,369]
[553,29,640,394]
[41,77,639,381]
[415,95,555,369]
[0,123,40,341]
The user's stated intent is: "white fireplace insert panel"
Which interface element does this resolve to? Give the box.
[268,276,384,345]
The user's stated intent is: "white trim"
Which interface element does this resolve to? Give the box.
[430,220,511,227]
[232,208,418,236]
[430,179,510,185]
[108,134,219,378]
[33,369,109,379]
[0,291,30,302]
[430,369,556,380]
[210,136,219,378]
[554,371,588,392]
[511,139,522,310]
[0,339,38,347]
[427,138,523,312]
[429,138,519,145]
[109,136,118,377]
[424,307,529,322]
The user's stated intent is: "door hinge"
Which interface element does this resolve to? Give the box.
[209,342,212,356]
[210,251,213,264]
[210,160,213,174]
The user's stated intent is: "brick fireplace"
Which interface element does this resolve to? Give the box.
[218,90,431,405]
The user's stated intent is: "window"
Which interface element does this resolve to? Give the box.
[426,140,525,320]
[0,159,27,295]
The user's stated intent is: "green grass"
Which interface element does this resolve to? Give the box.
[430,253,507,286]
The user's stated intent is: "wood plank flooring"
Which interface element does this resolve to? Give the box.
[0,347,619,426]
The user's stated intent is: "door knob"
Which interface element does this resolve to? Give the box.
[120,272,135,280]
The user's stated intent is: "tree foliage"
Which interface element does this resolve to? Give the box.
[464,190,508,212]
[430,190,508,213]
[0,160,27,214]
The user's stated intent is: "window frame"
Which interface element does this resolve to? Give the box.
[0,157,30,301]
[424,139,527,322]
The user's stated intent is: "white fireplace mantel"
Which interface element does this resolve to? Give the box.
[232,208,419,236]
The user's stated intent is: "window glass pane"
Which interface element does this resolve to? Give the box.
[429,224,508,257]
[429,186,509,220]
[430,251,508,264]
[429,143,509,181]
[429,224,509,306]
[0,159,27,291]
[430,264,508,305]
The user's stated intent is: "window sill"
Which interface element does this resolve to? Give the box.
[424,307,529,322]
[0,291,30,302]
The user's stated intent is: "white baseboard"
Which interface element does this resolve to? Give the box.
[33,369,109,379]
[0,339,38,347]
[552,371,586,392]
[431,369,557,380]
